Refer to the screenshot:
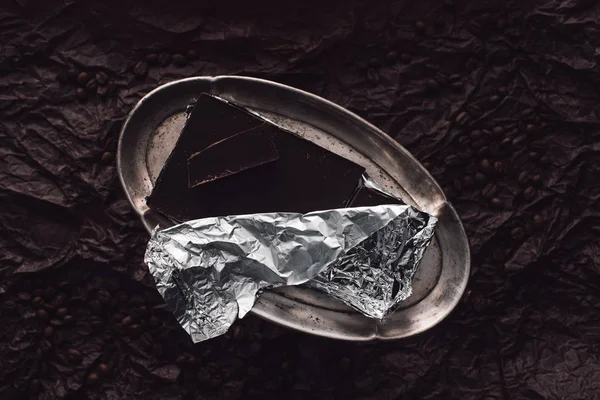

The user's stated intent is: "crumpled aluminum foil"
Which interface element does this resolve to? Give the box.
[144,201,437,342]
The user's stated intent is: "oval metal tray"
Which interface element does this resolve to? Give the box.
[118,76,470,341]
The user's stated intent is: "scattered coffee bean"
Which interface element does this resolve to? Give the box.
[43,326,54,338]
[455,111,469,125]
[18,292,32,302]
[67,348,82,364]
[518,171,530,186]
[53,293,65,306]
[40,339,52,352]
[368,57,380,68]
[4,300,16,310]
[488,95,501,104]
[471,139,485,149]
[89,316,104,328]
[176,355,188,365]
[450,81,464,91]
[141,332,154,347]
[57,70,69,84]
[158,53,172,66]
[37,309,50,321]
[470,130,482,140]
[173,53,188,66]
[540,154,551,166]
[133,61,148,78]
[453,179,463,191]
[500,137,512,147]
[445,154,460,166]
[97,290,112,305]
[56,308,68,318]
[186,50,198,60]
[473,143,489,156]
[63,315,75,325]
[482,184,497,199]
[479,159,492,172]
[526,124,536,132]
[50,318,63,327]
[121,315,134,326]
[66,69,79,83]
[458,135,470,146]
[77,72,90,86]
[43,302,57,312]
[101,152,113,164]
[87,372,100,384]
[128,324,142,336]
[463,176,474,188]
[415,20,426,34]
[512,135,526,146]
[76,87,87,101]
[148,315,161,328]
[511,227,525,241]
[434,72,449,85]
[533,214,543,228]
[366,68,379,84]
[97,363,110,376]
[492,126,504,135]
[144,53,158,64]
[400,53,411,63]
[33,296,44,306]
[475,172,486,185]
[490,197,503,208]
[106,83,117,96]
[493,161,505,174]
[425,79,439,91]
[528,151,540,161]
[53,331,64,344]
[524,187,536,201]
[385,51,397,63]
[531,174,542,186]
[95,72,108,85]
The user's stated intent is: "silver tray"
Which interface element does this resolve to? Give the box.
[118,76,470,341]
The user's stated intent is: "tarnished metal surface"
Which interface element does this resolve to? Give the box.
[118,76,470,341]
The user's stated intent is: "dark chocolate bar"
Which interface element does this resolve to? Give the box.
[348,186,403,207]
[187,123,279,188]
[147,94,365,222]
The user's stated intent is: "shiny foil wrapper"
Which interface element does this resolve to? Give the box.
[144,199,437,342]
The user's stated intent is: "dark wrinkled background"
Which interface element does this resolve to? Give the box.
[1,0,600,398]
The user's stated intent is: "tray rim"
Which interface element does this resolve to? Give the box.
[117,75,470,341]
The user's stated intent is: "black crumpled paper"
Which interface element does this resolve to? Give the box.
[1,0,600,398]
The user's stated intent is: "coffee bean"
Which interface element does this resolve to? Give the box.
[197,368,211,383]
[97,363,110,376]
[415,21,426,34]
[95,72,108,85]
[144,53,158,64]
[186,50,198,60]
[176,355,188,365]
[37,309,50,321]
[67,348,82,364]
[455,111,469,125]
[434,72,449,85]
[512,135,526,146]
[367,57,380,68]
[43,303,57,312]
[470,130,483,140]
[500,137,512,147]
[129,295,145,306]
[40,339,52,352]
[57,69,69,84]
[488,95,501,104]
[89,316,104,328]
[425,79,439,91]
[128,324,142,337]
[173,53,188,66]
[453,179,463,191]
[97,85,108,97]
[106,83,117,96]
[526,124,536,132]
[445,154,460,166]
[158,53,172,66]
[135,305,150,318]
[121,315,134,326]
[533,214,543,228]
[493,161,505,174]
[77,72,90,86]
[458,149,473,160]
[475,172,486,185]
[458,135,470,146]
[366,68,379,84]
[511,227,525,241]
[490,198,503,209]
[97,290,112,305]
[148,315,161,327]
[491,126,504,135]
[18,292,32,302]
[479,159,492,172]
[43,326,54,338]
[76,87,87,101]
[450,81,464,91]
[133,61,148,78]
[528,151,540,161]
[540,154,551,166]
[531,174,542,186]
[101,152,113,164]
[471,139,485,149]
[385,51,397,63]
[50,318,63,327]
[141,332,154,347]
[4,300,16,311]
[477,146,490,157]
[53,330,64,344]
[463,176,474,188]
[87,372,100,384]
[482,184,497,199]
[63,315,75,325]
[400,53,411,63]
[33,296,44,306]
[524,187,536,201]
[56,308,68,318]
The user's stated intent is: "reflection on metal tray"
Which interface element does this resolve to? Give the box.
[117,76,470,341]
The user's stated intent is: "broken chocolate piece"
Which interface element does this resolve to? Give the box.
[349,185,403,207]
[147,94,365,222]
[187,122,279,188]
